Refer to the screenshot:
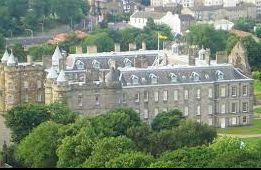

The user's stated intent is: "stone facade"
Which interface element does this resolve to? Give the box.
[0,44,254,129]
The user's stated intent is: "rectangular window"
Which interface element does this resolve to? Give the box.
[208,105,213,115]
[242,102,248,112]
[163,90,168,101]
[221,87,226,97]
[197,105,201,115]
[144,109,149,119]
[122,93,126,103]
[95,95,100,106]
[184,90,189,100]
[135,93,140,103]
[242,85,248,96]
[232,117,237,125]
[154,91,159,102]
[184,106,189,116]
[37,80,42,89]
[232,103,236,113]
[221,104,226,114]
[232,86,237,97]
[243,116,247,123]
[155,108,159,117]
[144,91,149,102]
[208,118,213,126]
[174,90,178,101]
[78,95,83,107]
[208,88,212,98]
[196,89,201,99]
[37,94,42,102]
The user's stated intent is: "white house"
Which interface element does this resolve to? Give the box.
[129,11,194,34]
[214,19,234,31]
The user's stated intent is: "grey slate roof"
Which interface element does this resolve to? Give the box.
[131,11,166,19]
[119,65,251,87]
[66,50,160,70]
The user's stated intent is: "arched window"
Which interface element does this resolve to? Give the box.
[131,75,139,85]
[216,70,224,80]
[149,73,157,84]
[170,73,178,83]
[92,60,101,70]
[75,60,85,70]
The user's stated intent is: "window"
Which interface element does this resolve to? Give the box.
[197,105,201,115]
[216,70,224,80]
[170,73,177,83]
[196,89,201,99]
[8,82,13,90]
[154,91,159,102]
[221,104,226,114]
[242,102,248,112]
[7,95,14,104]
[220,87,226,97]
[144,91,149,102]
[92,60,101,70]
[122,93,126,103]
[24,94,29,103]
[184,90,189,100]
[124,58,132,68]
[155,108,159,117]
[184,106,189,116]
[243,116,247,123]
[76,60,85,70]
[150,74,157,84]
[232,103,236,113]
[144,109,149,119]
[163,90,168,101]
[174,90,178,101]
[37,80,42,89]
[242,85,248,96]
[24,81,29,89]
[78,95,83,106]
[163,108,168,112]
[37,94,42,102]
[231,87,237,97]
[95,95,100,106]
[208,118,213,126]
[135,93,140,103]
[209,105,213,115]
[132,75,139,85]
[191,72,200,81]
[208,88,212,98]
[232,117,237,125]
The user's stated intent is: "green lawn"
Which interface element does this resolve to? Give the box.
[243,137,261,147]
[254,107,261,115]
[254,80,261,100]
[217,119,261,135]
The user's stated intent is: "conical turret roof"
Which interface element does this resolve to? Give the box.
[7,50,16,66]
[1,48,9,63]
[52,45,63,61]
[57,70,67,82]
[47,67,58,79]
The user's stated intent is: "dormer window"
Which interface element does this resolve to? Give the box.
[92,60,101,70]
[75,60,85,70]
[205,74,209,79]
[191,72,200,82]
[131,75,139,85]
[182,75,186,80]
[170,73,178,83]
[149,73,157,84]
[124,58,132,68]
[216,70,224,80]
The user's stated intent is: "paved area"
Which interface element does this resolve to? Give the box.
[218,133,261,138]
[0,114,11,146]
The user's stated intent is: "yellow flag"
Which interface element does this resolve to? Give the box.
[158,33,168,40]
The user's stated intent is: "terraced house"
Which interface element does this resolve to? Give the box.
[0,43,254,128]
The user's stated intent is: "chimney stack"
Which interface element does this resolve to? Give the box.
[87,45,98,54]
[114,43,121,52]
[76,46,83,54]
[205,48,211,65]
[129,43,136,51]
[142,41,146,50]
[216,51,228,64]
[188,48,195,66]
[27,55,33,65]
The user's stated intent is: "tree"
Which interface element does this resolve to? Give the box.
[186,24,227,57]
[0,34,4,53]
[56,123,98,168]
[105,151,155,168]
[15,121,62,168]
[255,25,261,38]
[83,32,114,52]
[151,109,184,131]
[233,17,256,32]
[82,136,136,168]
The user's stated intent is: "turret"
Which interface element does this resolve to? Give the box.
[52,45,63,71]
[105,67,121,89]
[57,70,68,86]
[1,48,9,64]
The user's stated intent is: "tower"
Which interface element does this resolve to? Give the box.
[52,45,63,72]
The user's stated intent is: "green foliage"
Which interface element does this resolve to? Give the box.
[186,24,227,57]
[226,34,240,55]
[151,109,184,131]
[83,32,114,52]
[3,103,77,143]
[0,34,5,52]
[234,17,256,32]
[105,151,155,168]
[15,121,62,168]
[82,136,136,168]
[28,44,56,61]
[253,71,261,81]
[255,25,261,38]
